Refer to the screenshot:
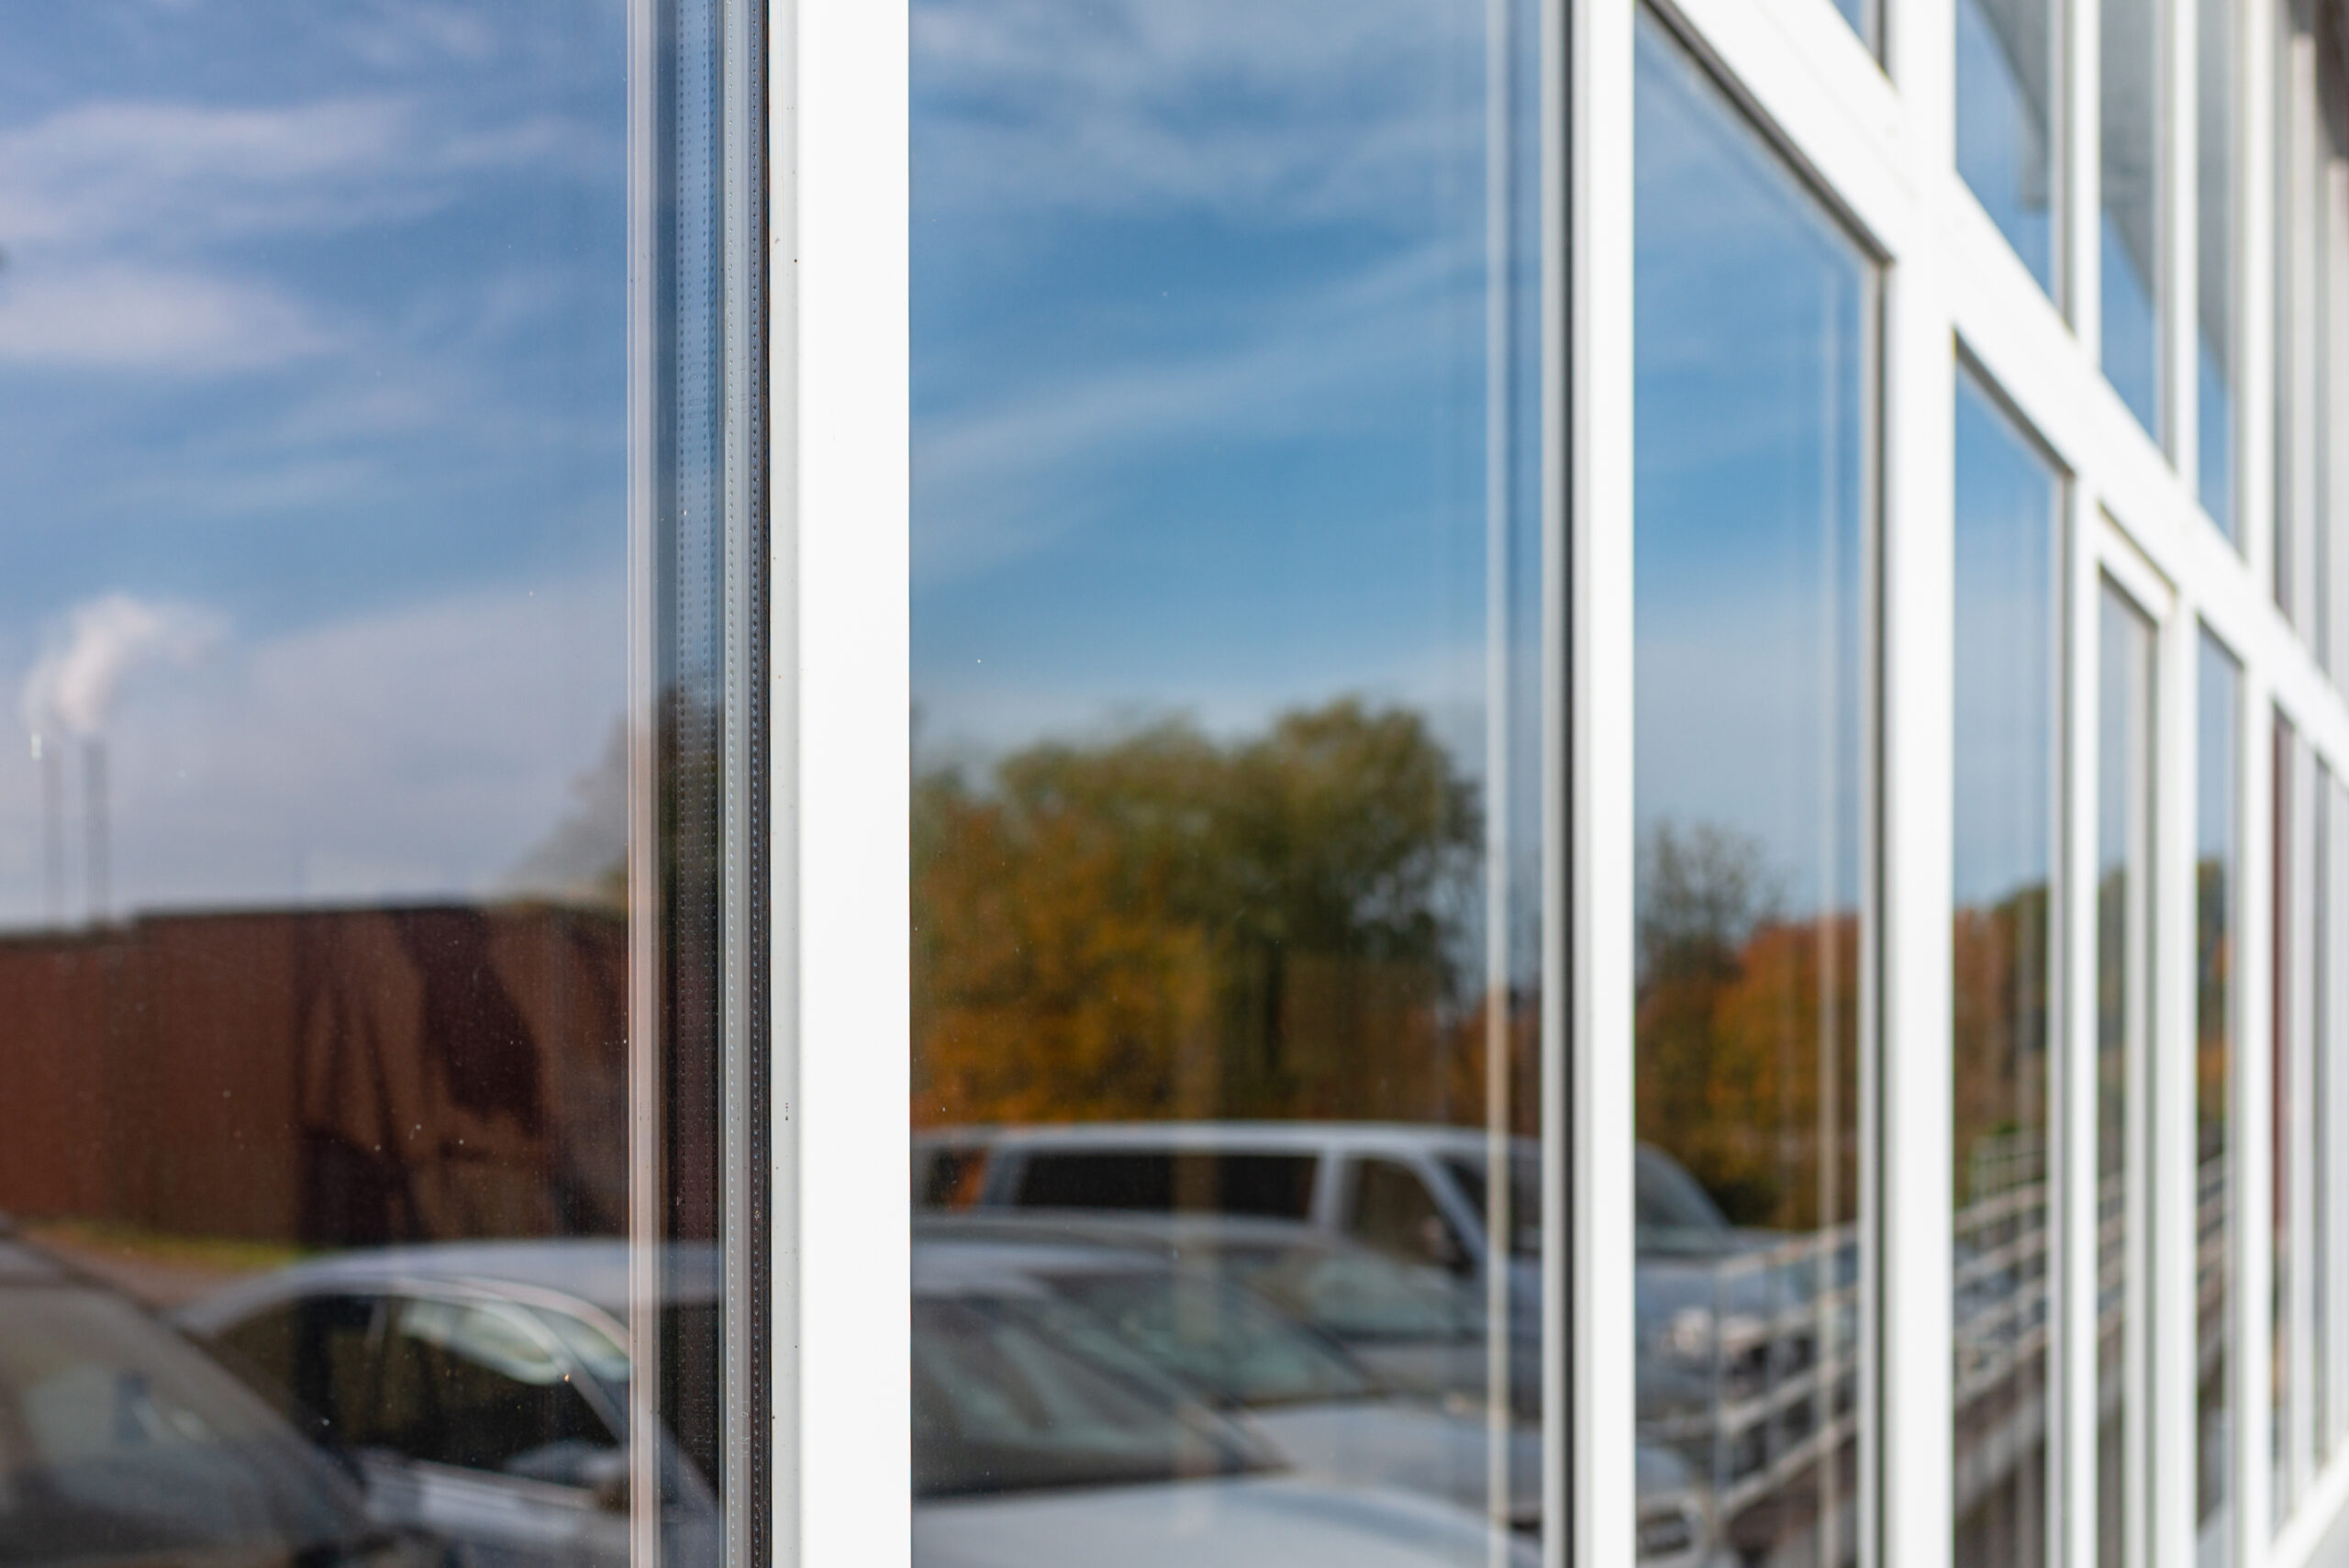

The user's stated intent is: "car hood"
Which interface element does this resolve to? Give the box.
[1249,1399,1539,1526]
[912,1473,1536,1568]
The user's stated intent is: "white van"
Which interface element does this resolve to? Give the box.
[915,1122,1541,1318]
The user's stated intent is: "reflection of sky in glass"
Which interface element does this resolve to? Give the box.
[1831,0,1876,53]
[918,0,1503,745]
[911,0,1549,980]
[1634,17,1867,919]
[0,4,628,925]
[2199,633,2240,863]
[2197,0,2237,539]
[2100,0,2162,437]
[1953,373,2055,906]
[1957,0,2055,295]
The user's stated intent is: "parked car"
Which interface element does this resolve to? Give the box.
[917,1123,1542,1325]
[916,1208,1520,1409]
[911,1236,1542,1568]
[915,1219,1548,1529]
[918,1214,1718,1562]
[178,1241,719,1568]
[0,1220,440,1568]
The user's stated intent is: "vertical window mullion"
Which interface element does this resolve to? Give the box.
[1571,0,1638,1557]
[1890,3,1961,1562]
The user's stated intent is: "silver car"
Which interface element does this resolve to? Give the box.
[178,1241,719,1568]
[911,1238,1539,1568]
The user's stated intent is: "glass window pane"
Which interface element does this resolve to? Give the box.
[2315,760,2332,1475]
[2276,13,2330,635]
[1636,17,1873,1564]
[2272,714,2303,1526]
[1950,370,2056,1568]
[2103,0,2165,438]
[1835,0,1882,59]
[2198,632,2242,1567]
[1959,0,2059,295]
[2200,0,2240,539]
[0,7,727,1565]
[2095,581,2157,1568]
[908,0,1550,1555]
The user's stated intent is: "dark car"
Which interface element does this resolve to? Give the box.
[0,1222,437,1568]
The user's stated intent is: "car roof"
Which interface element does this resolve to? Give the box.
[916,1120,1534,1160]
[917,1207,1338,1258]
[910,1235,1118,1297]
[176,1239,719,1330]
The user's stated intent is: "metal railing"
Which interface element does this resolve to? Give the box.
[1644,1138,2230,1550]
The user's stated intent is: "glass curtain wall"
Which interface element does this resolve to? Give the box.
[2199,0,2240,539]
[907,0,1553,1560]
[2199,632,2243,1568]
[1950,371,2059,1568]
[2103,0,2165,437]
[1958,0,2060,297]
[1634,15,1875,1565]
[2096,582,2158,1568]
[0,4,738,1564]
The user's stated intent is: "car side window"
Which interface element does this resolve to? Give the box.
[210,1294,383,1443]
[1345,1159,1469,1273]
[373,1296,620,1488]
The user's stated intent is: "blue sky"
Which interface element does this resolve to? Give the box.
[911,0,1531,766]
[1633,14,1869,923]
[0,2,628,925]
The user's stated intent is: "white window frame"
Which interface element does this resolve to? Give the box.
[781,0,2349,1562]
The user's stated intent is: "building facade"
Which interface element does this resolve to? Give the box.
[1,2,2347,1567]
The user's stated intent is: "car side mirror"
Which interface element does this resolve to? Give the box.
[581,1448,630,1514]
[1418,1215,1472,1275]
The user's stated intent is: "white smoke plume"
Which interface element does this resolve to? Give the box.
[19,592,225,739]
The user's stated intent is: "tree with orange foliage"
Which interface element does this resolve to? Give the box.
[912,700,1480,1129]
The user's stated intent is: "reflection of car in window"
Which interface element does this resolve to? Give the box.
[912,1217,1718,1563]
[0,1225,438,1568]
[918,1219,1545,1529]
[918,1123,1539,1311]
[910,1237,1542,1568]
[178,1241,718,1568]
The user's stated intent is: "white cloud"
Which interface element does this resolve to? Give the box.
[915,236,1475,582]
[19,593,225,739]
[0,574,625,926]
[0,261,333,372]
[0,98,415,251]
[913,0,1484,225]
[0,90,613,376]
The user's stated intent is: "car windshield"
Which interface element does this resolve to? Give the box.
[1239,1247,1480,1343]
[1632,1146,1739,1256]
[0,1280,372,1566]
[1440,1155,1543,1258]
[912,1295,1273,1499]
[1043,1270,1375,1408]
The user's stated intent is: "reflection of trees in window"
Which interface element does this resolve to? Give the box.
[2197,856,2232,1152]
[911,699,1503,1128]
[1633,820,1859,1232]
[1951,881,2050,1206]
